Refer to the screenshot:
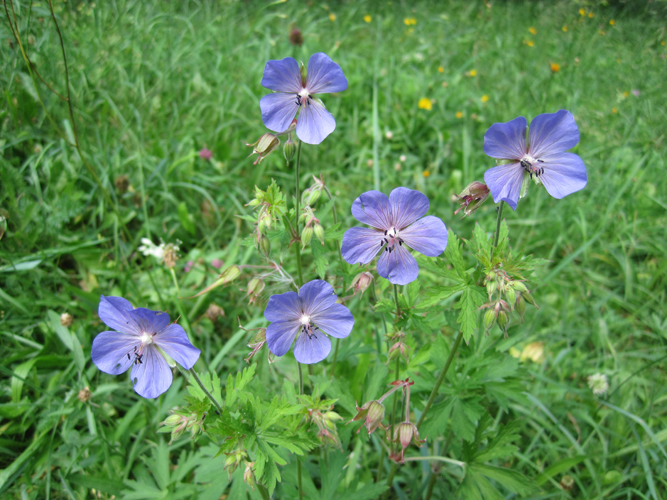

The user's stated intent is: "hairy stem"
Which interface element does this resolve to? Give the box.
[257,483,271,500]
[187,368,222,413]
[393,284,401,318]
[490,201,505,260]
[293,140,304,287]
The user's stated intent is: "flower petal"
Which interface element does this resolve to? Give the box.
[130,346,173,399]
[261,57,302,93]
[130,308,171,335]
[483,162,524,211]
[377,244,419,285]
[483,116,527,160]
[260,92,299,134]
[294,330,331,364]
[351,190,392,229]
[341,227,382,265]
[311,303,354,339]
[296,98,336,145]
[538,152,588,199]
[298,280,338,317]
[528,110,579,158]
[91,331,138,375]
[389,187,430,229]
[400,216,448,257]
[266,320,300,357]
[155,324,201,370]
[305,53,348,95]
[264,291,301,323]
[99,295,141,336]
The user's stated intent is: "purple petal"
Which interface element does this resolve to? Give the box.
[483,116,527,160]
[155,324,201,370]
[91,331,137,375]
[293,330,331,364]
[341,227,382,265]
[260,93,299,134]
[351,190,392,229]
[130,308,171,335]
[99,295,141,336]
[311,303,354,339]
[377,244,419,285]
[389,187,430,229]
[266,320,300,357]
[130,346,173,399]
[261,57,302,93]
[298,280,338,317]
[296,98,336,145]
[528,110,579,158]
[483,163,524,211]
[264,291,301,323]
[538,152,587,199]
[400,216,448,257]
[305,53,348,95]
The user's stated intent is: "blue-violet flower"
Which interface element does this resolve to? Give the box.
[263,280,354,364]
[483,109,587,210]
[260,52,348,145]
[341,187,448,285]
[91,296,201,399]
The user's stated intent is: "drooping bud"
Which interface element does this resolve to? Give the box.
[388,341,410,363]
[301,225,313,250]
[219,265,241,284]
[313,222,325,245]
[255,232,271,258]
[522,291,538,308]
[389,422,426,463]
[505,287,516,309]
[246,133,280,165]
[60,313,74,327]
[486,280,497,297]
[511,280,529,293]
[246,278,265,305]
[497,310,509,334]
[283,134,297,164]
[258,209,272,235]
[484,309,497,330]
[515,294,526,322]
[243,462,256,489]
[224,449,248,480]
[454,181,491,217]
[348,271,374,296]
[245,327,267,363]
[348,400,386,435]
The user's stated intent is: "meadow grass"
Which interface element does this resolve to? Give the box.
[1,0,667,498]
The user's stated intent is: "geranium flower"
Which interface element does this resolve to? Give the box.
[483,109,587,210]
[263,280,354,364]
[341,187,448,285]
[91,296,200,399]
[260,52,347,145]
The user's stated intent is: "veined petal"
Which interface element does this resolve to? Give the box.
[377,244,419,285]
[261,57,303,93]
[296,98,336,145]
[311,303,354,339]
[400,216,448,257]
[483,116,527,160]
[305,53,348,94]
[351,190,392,229]
[528,110,580,158]
[483,162,524,211]
[294,330,331,364]
[266,320,300,357]
[341,227,383,265]
[264,291,301,323]
[155,324,201,370]
[389,187,430,229]
[298,280,337,317]
[130,346,173,399]
[91,331,137,375]
[260,93,299,134]
[99,295,141,336]
[130,308,170,335]
[538,152,587,199]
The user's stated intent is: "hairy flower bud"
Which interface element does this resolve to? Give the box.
[497,310,509,332]
[511,280,529,293]
[505,287,516,309]
[258,210,272,235]
[60,313,74,327]
[486,280,497,297]
[255,232,271,258]
[390,422,426,463]
[313,222,325,245]
[301,225,313,249]
[484,309,497,330]
[220,265,241,284]
[522,291,538,307]
[348,271,374,296]
[246,278,265,305]
[224,449,248,479]
[283,134,297,164]
[246,133,280,165]
[349,400,386,435]
[388,341,410,364]
[454,181,491,217]
[244,462,256,489]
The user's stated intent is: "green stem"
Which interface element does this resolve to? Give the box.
[170,268,192,333]
[257,483,271,500]
[393,284,401,318]
[417,330,463,428]
[376,445,385,483]
[331,340,340,374]
[187,368,223,413]
[296,459,304,500]
[424,431,455,500]
[294,140,304,287]
[490,201,505,261]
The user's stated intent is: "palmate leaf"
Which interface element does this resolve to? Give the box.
[225,364,256,408]
[455,285,486,344]
[187,371,222,405]
[311,238,329,279]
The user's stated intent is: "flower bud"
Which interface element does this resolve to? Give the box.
[244,462,256,489]
[255,232,271,258]
[484,309,497,330]
[511,281,529,293]
[246,278,265,305]
[348,271,374,296]
[349,400,386,435]
[505,287,516,309]
[522,291,538,308]
[224,449,248,479]
[199,148,213,161]
[388,341,409,364]
[497,310,509,331]
[163,414,183,426]
[390,422,426,463]
[454,181,491,217]
[60,313,73,327]
[313,222,325,245]
[220,265,241,284]
[283,135,297,164]
[486,280,497,297]
[246,133,280,165]
[301,225,313,249]
[258,210,272,235]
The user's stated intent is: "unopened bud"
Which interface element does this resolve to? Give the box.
[220,265,241,283]
[505,287,516,309]
[454,181,491,217]
[515,294,526,322]
[522,291,538,308]
[258,211,272,234]
[486,280,497,297]
[60,313,73,327]
[255,232,271,258]
[497,310,509,330]
[283,135,297,164]
[224,449,248,479]
[244,462,256,488]
[484,309,497,330]
[163,414,182,426]
[348,271,374,296]
[511,281,529,293]
[246,278,265,304]
[313,222,325,245]
[301,225,313,249]
[388,341,409,363]
[246,133,280,165]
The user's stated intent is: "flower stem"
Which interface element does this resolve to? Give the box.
[169,268,192,333]
[297,360,304,500]
[257,484,271,500]
[417,330,463,428]
[393,284,401,318]
[187,368,223,414]
[293,140,304,288]
[298,362,304,395]
[490,201,505,260]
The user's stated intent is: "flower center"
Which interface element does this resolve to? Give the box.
[520,155,545,178]
[379,227,404,254]
[124,333,153,366]
[295,89,313,108]
[300,314,311,325]
[299,314,321,340]
[140,333,153,345]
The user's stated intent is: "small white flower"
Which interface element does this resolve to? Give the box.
[587,373,609,395]
[138,238,170,260]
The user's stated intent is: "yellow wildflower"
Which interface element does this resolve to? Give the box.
[527,40,534,47]
[481,95,489,103]
[612,108,618,114]
[562,25,568,32]
[455,111,463,119]
[438,66,444,73]
[364,15,372,23]
[520,342,545,364]
[403,17,417,25]
[662,41,666,46]
[550,63,560,72]
[579,8,586,16]
[529,27,537,35]
[588,12,594,18]
[418,97,432,110]
[423,170,430,178]
[469,69,477,77]
[609,19,615,26]
[329,13,336,22]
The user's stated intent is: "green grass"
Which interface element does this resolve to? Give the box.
[2,0,667,498]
